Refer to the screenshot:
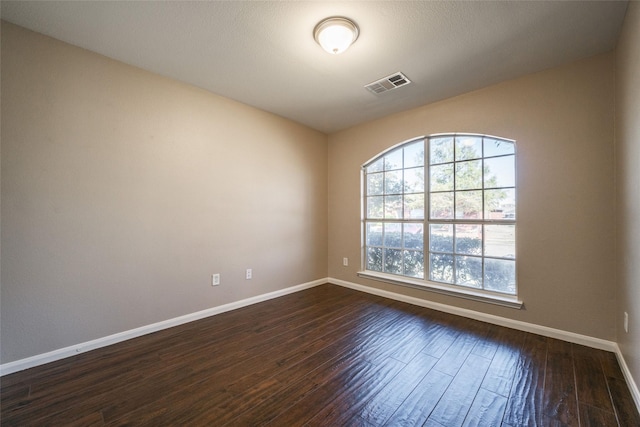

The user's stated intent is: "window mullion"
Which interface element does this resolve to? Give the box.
[480,137,485,290]
[424,138,429,281]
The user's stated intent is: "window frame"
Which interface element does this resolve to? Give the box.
[359,133,522,309]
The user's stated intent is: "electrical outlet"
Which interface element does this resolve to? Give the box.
[246,268,252,280]
[212,273,220,286]
[343,257,349,267]
[624,312,629,333]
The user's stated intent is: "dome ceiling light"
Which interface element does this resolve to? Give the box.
[313,17,359,55]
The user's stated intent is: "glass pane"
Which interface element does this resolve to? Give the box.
[404,250,424,278]
[456,160,483,190]
[455,256,482,288]
[485,225,516,258]
[385,170,403,194]
[384,149,403,171]
[367,196,383,219]
[366,157,384,173]
[367,196,383,218]
[455,224,482,255]
[404,194,424,219]
[383,223,402,248]
[366,172,383,196]
[484,155,515,188]
[430,224,453,253]
[366,222,383,246]
[455,190,482,219]
[404,223,424,250]
[484,138,514,158]
[430,137,454,164]
[485,258,516,294]
[384,248,403,274]
[455,136,482,161]
[384,195,403,218]
[404,167,424,193]
[367,247,383,272]
[430,164,454,192]
[430,253,454,283]
[430,192,454,219]
[404,141,425,168]
[485,188,515,220]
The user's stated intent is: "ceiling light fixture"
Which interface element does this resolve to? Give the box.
[313,16,359,55]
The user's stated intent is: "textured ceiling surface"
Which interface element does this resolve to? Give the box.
[1,1,629,133]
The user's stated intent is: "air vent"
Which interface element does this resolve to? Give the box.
[365,72,411,94]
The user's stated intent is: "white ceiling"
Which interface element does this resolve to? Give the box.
[1,1,629,133]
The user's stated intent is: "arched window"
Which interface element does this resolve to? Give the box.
[362,134,517,300]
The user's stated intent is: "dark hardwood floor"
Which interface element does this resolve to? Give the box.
[1,284,639,426]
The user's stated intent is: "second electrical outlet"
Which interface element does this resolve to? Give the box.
[246,268,252,280]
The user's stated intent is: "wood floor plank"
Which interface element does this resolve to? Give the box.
[598,349,625,381]
[480,342,521,398]
[355,351,439,426]
[0,382,30,413]
[502,332,548,426]
[578,403,618,427]
[1,361,153,425]
[543,338,579,426]
[305,357,408,426]
[424,418,449,427]
[573,344,615,413]
[383,368,453,427]
[204,333,393,424]
[432,329,486,377]
[416,322,460,359]
[478,325,523,398]
[263,357,378,426]
[212,373,320,426]
[471,321,507,360]
[386,319,441,363]
[428,353,493,426]
[542,414,577,427]
[607,375,640,426]
[595,347,640,425]
[461,387,508,427]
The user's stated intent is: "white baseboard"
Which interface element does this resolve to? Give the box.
[328,277,640,413]
[0,278,327,376]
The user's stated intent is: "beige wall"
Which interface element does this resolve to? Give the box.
[616,1,640,394]
[0,23,328,363]
[329,53,616,340]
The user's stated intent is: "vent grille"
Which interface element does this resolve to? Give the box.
[365,72,411,94]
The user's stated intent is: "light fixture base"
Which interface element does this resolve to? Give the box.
[313,16,359,55]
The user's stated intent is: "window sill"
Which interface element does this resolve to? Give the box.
[357,271,523,309]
